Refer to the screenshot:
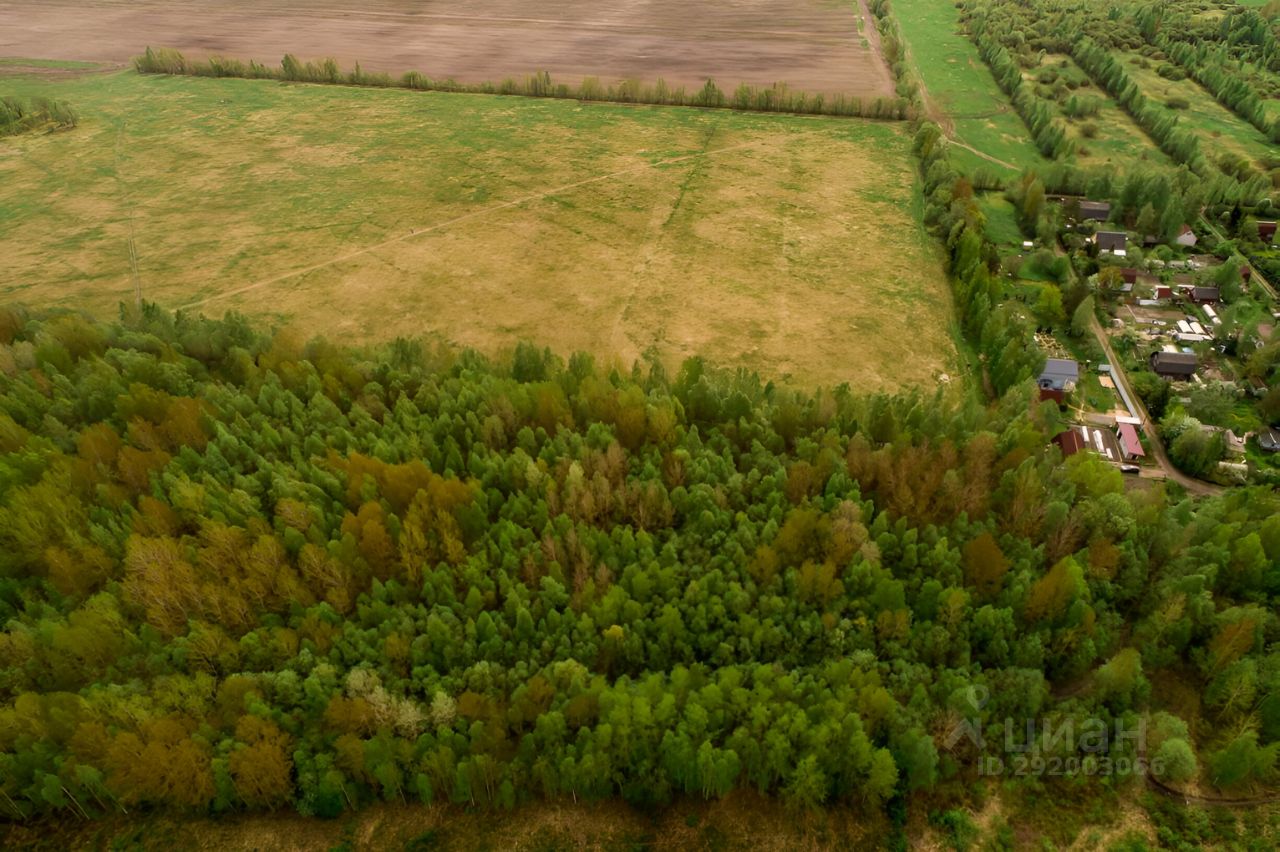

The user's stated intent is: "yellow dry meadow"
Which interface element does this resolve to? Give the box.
[0,69,955,389]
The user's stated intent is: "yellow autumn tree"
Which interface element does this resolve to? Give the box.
[962,532,1009,599]
[229,716,294,809]
[1024,557,1083,624]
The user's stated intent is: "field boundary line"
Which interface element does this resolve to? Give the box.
[609,120,722,355]
[179,141,764,310]
[855,0,897,103]
[112,118,143,307]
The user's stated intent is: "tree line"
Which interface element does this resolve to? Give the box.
[1156,32,1280,145]
[967,13,1074,159]
[132,47,914,121]
[866,2,1044,389]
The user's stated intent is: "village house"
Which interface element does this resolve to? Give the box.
[1054,428,1084,456]
[1149,351,1198,379]
[1175,225,1198,248]
[1259,221,1277,245]
[1190,286,1220,305]
[1116,421,1145,461]
[1095,231,1127,254]
[1037,358,1079,404]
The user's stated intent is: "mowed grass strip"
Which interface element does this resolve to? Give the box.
[0,70,955,389]
[889,0,1044,172]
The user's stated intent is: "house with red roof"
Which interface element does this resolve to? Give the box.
[1116,422,1144,461]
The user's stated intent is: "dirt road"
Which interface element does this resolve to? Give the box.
[0,0,894,97]
[1089,316,1224,497]
[884,10,1018,171]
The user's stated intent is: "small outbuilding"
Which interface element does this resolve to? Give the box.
[1175,225,1198,248]
[1053,428,1086,457]
[1149,351,1198,379]
[1054,425,1123,463]
[1259,427,1280,453]
[1078,200,1112,222]
[1258,221,1277,244]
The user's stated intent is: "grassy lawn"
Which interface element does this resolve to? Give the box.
[977,195,1022,246]
[889,0,1045,173]
[0,67,956,390]
[1122,55,1278,171]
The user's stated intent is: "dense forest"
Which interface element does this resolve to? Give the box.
[0,304,1277,835]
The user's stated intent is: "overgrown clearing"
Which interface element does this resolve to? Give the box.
[0,69,954,389]
[0,0,894,99]
[1122,54,1279,172]
[888,0,1044,173]
[1032,54,1171,172]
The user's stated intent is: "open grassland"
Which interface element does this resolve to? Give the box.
[0,69,955,390]
[0,0,893,99]
[888,0,1044,174]
[1123,55,1278,171]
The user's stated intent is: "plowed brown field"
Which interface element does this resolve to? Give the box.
[0,0,893,97]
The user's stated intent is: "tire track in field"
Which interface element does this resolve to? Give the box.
[609,120,722,358]
[179,140,765,311]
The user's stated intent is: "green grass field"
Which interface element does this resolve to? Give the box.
[0,67,957,390]
[889,0,1045,174]
[977,195,1022,246]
